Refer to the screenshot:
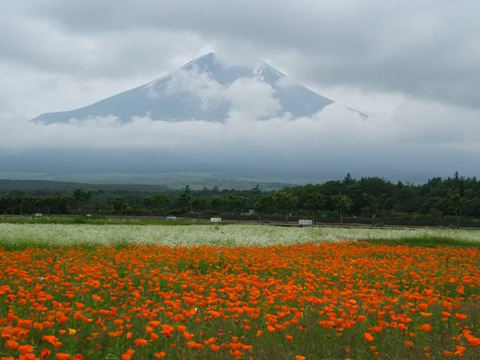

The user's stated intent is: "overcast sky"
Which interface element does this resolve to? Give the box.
[1,0,480,180]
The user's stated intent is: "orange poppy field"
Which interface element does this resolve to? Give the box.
[1,241,479,359]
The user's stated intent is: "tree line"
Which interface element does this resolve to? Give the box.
[1,173,479,226]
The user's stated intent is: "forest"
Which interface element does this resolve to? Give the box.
[1,172,479,227]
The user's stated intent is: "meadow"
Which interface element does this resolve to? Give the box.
[0,223,479,359]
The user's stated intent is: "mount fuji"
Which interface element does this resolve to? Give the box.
[3,53,393,186]
[32,53,363,124]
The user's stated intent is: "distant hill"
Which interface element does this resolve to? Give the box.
[0,173,298,193]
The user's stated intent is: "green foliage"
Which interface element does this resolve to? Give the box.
[332,194,353,224]
[361,236,480,249]
[273,191,298,221]
[1,172,480,225]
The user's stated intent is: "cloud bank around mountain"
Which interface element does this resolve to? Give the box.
[1,90,479,181]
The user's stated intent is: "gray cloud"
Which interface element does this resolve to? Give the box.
[0,1,479,180]
[2,1,479,109]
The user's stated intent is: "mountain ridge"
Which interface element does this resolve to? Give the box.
[32,53,356,124]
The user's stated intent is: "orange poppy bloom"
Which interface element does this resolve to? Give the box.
[364,332,374,342]
[418,324,433,333]
[134,338,148,347]
[56,354,71,360]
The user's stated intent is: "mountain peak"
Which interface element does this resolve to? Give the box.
[182,52,217,70]
[32,53,340,124]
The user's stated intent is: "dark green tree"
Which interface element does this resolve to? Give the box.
[254,194,275,221]
[112,196,127,214]
[178,194,191,214]
[227,195,249,219]
[71,189,92,214]
[362,193,386,220]
[303,191,325,223]
[209,196,225,214]
[274,191,298,222]
[144,194,171,216]
[332,194,353,224]
[191,197,209,216]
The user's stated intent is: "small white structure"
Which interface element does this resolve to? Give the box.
[166,216,177,220]
[299,219,313,226]
[210,217,222,223]
[35,213,43,217]
[248,209,255,215]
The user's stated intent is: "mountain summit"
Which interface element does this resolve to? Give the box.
[32,53,345,124]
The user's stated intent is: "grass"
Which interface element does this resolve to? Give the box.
[0,224,479,359]
[363,235,480,249]
[0,215,196,226]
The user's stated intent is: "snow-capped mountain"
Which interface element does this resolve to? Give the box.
[32,53,341,124]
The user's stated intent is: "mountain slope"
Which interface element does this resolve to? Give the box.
[32,53,336,124]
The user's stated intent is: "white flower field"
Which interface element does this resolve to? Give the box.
[1,223,479,247]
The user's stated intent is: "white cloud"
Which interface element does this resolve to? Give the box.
[1,93,478,154]
[226,78,282,119]
[1,91,479,180]
[163,66,225,109]
[159,66,282,119]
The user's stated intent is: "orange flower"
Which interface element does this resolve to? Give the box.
[418,324,433,333]
[56,354,71,360]
[121,349,135,360]
[177,325,186,333]
[454,345,466,355]
[6,340,19,350]
[18,345,34,354]
[154,352,166,358]
[465,335,480,347]
[187,341,203,349]
[456,284,465,295]
[204,337,217,346]
[364,332,374,342]
[42,335,59,345]
[1,329,11,340]
[161,324,174,338]
[134,338,148,347]
[183,331,194,341]
[418,303,429,312]
[266,324,276,332]
[149,321,161,328]
[41,349,52,359]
